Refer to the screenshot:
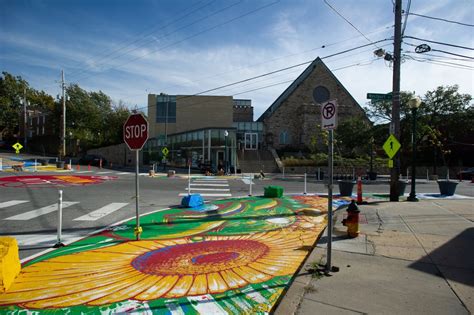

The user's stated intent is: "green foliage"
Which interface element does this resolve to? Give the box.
[335,117,372,158]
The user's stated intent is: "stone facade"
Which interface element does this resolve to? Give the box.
[258,58,368,150]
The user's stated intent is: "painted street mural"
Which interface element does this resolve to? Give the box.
[0,195,350,314]
[0,175,117,188]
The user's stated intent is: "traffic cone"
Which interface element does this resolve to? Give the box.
[88,164,91,171]
[76,164,80,171]
[357,176,363,204]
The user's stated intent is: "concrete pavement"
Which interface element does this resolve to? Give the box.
[275,199,473,314]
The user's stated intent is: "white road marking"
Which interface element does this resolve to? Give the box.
[96,171,112,174]
[73,203,129,221]
[116,172,131,175]
[11,233,84,247]
[76,171,93,173]
[179,193,232,197]
[190,183,229,187]
[0,200,29,209]
[4,202,79,220]
[185,188,230,191]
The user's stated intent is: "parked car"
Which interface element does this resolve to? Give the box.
[457,167,474,180]
[78,154,107,167]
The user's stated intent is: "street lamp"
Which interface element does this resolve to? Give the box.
[224,130,229,174]
[407,96,422,202]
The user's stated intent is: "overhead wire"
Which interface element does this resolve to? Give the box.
[66,0,219,79]
[323,0,382,49]
[71,1,281,83]
[401,0,411,36]
[408,12,474,27]
[403,36,474,51]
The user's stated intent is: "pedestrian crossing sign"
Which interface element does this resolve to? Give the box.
[383,134,401,159]
[12,142,23,154]
[162,147,169,156]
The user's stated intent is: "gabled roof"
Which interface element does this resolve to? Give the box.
[257,57,363,122]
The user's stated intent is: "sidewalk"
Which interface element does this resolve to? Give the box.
[275,199,473,314]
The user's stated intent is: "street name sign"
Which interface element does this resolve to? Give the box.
[123,113,149,151]
[367,93,392,101]
[383,134,401,159]
[321,100,338,130]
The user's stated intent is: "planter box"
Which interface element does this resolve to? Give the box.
[264,186,284,198]
[398,181,407,196]
[338,181,355,197]
[437,180,458,196]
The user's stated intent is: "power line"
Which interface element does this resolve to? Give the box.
[401,0,412,36]
[72,1,280,84]
[67,0,218,78]
[409,12,474,27]
[323,0,382,49]
[404,35,474,51]
[406,55,474,70]
[70,0,243,80]
[404,42,474,60]
[404,51,474,62]
[130,39,391,112]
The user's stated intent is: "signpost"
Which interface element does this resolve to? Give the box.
[321,99,337,273]
[367,92,393,101]
[123,113,149,240]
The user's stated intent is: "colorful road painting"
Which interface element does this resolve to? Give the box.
[0,195,348,314]
[0,175,117,188]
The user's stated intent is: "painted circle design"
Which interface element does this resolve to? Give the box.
[132,240,269,275]
[0,175,117,188]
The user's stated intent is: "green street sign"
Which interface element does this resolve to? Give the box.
[367,93,392,101]
[383,134,401,159]
[162,147,169,156]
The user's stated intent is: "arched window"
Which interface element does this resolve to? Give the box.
[279,131,290,145]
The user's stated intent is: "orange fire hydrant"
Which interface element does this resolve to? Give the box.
[342,200,360,238]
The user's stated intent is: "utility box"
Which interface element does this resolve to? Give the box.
[264,186,284,198]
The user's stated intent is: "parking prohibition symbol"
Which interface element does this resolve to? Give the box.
[321,100,338,130]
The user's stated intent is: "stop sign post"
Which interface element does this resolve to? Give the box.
[123,113,149,240]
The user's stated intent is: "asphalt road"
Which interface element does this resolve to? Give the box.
[0,168,472,260]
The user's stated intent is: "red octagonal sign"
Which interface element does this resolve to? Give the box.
[123,113,149,150]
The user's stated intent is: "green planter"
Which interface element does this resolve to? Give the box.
[437,180,458,196]
[264,186,284,198]
[398,180,407,196]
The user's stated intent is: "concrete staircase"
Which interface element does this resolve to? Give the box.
[237,149,280,173]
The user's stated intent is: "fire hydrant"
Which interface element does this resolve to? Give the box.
[342,200,360,238]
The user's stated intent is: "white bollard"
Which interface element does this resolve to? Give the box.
[34,159,37,172]
[0,158,2,172]
[69,159,72,170]
[249,174,253,196]
[304,173,307,195]
[282,167,285,179]
[188,163,191,196]
[427,169,429,181]
[54,190,65,248]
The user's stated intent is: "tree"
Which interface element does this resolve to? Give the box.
[0,72,29,140]
[335,117,372,158]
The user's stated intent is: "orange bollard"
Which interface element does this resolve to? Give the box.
[357,176,363,204]
[76,164,80,171]
[88,164,91,171]
[99,159,102,169]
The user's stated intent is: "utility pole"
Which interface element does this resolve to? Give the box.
[61,70,66,160]
[23,88,27,150]
[390,0,402,201]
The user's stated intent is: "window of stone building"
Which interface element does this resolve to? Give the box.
[156,95,177,123]
[313,86,330,103]
[279,131,290,145]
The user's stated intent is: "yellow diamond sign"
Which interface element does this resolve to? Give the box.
[383,134,401,159]
[162,147,169,156]
[12,142,23,154]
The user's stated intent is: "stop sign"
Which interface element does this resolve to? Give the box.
[123,113,149,150]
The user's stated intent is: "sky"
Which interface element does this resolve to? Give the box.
[1,0,473,119]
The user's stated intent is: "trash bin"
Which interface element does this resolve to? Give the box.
[398,180,407,196]
[437,180,458,196]
[367,171,377,180]
[338,180,355,196]
[56,161,65,169]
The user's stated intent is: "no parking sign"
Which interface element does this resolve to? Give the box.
[321,100,338,130]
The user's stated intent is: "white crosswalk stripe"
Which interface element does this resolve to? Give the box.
[96,171,112,174]
[4,202,79,220]
[0,200,29,209]
[181,178,232,200]
[74,202,129,221]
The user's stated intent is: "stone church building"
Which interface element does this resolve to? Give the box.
[257,57,368,150]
